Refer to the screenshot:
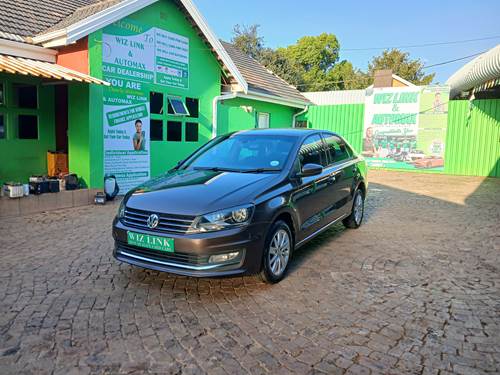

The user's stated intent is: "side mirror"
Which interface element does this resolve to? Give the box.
[300,163,323,177]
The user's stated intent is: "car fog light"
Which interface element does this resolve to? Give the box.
[209,251,240,264]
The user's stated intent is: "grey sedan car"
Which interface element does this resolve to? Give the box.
[113,128,367,283]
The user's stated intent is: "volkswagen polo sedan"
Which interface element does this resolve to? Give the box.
[113,129,367,283]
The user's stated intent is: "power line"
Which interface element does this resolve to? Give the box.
[292,51,484,89]
[421,51,484,69]
[340,35,500,51]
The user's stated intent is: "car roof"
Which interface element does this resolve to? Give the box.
[232,128,329,139]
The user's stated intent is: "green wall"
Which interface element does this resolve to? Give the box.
[302,103,365,152]
[302,99,500,177]
[86,1,222,187]
[218,97,298,135]
[445,99,500,177]
[0,73,55,184]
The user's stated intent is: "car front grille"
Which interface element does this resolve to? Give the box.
[117,243,209,266]
[123,207,195,234]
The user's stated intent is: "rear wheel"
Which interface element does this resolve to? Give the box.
[343,189,365,229]
[260,221,293,283]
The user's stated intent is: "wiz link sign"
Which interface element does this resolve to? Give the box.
[102,18,190,90]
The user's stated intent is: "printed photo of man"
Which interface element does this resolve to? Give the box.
[133,119,146,151]
[362,127,377,156]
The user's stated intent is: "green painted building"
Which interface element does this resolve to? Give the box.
[0,0,309,191]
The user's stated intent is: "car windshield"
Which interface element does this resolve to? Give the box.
[186,134,297,172]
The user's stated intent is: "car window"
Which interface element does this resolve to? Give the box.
[298,134,327,168]
[187,135,296,171]
[323,134,351,165]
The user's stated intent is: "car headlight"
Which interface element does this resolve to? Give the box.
[188,205,254,233]
[117,199,126,219]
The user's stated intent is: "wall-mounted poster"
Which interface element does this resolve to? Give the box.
[362,85,449,171]
[101,18,190,193]
[103,90,150,193]
[102,18,189,90]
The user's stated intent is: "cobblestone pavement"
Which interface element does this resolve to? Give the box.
[1,170,499,375]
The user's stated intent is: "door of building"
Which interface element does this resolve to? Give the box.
[55,85,68,152]
[257,112,270,128]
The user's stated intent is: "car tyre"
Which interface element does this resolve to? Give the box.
[343,189,365,229]
[260,220,293,284]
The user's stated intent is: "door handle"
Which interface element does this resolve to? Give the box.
[327,174,336,184]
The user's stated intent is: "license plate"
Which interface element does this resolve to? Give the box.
[127,231,174,253]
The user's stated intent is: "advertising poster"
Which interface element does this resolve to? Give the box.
[362,85,449,170]
[103,89,150,193]
[102,18,189,90]
[101,18,190,193]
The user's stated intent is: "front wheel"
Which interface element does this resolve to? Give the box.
[260,221,293,284]
[343,189,365,229]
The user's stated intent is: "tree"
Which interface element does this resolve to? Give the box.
[280,33,346,91]
[259,48,304,88]
[368,49,434,85]
[327,61,370,90]
[283,33,340,73]
[231,24,264,60]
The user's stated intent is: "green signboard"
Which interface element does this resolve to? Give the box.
[102,18,189,90]
[362,86,450,171]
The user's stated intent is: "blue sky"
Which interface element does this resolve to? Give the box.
[193,0,500,84]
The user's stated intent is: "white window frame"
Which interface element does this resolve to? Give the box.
[257,112,270,128]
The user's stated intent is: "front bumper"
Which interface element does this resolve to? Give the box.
[112,218,268,277]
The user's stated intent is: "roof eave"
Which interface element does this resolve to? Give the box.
[234,90,309,109]
[32,0,158,46]
[31,0,249,93]
[0,38,57,63]
[180,0,248,93]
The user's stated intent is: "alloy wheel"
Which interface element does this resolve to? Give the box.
[353,192,364,225]
[268,229,290,276]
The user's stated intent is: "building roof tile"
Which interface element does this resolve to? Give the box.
[221,41,309,104]
[0,0,114,41]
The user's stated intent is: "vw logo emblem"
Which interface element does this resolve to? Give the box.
[146,214,159,229]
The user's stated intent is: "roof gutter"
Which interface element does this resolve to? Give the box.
[212,92,238,139]
[292,106,309,127]
[238,91,308,109]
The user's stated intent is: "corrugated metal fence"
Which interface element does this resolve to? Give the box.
[303,99,500,177]
[304,104,365,153]
[445,99,500,177]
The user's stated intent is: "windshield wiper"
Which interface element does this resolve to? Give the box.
[193,166,242,172]
[241,168,281,173]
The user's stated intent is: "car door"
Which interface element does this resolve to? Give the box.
[290,134,331,240]
[322,133,356,218]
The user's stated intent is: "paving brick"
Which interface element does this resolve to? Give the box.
[0,171,499,374]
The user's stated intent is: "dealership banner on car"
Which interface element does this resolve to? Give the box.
[362,85,449,170]
[102,18,189,90]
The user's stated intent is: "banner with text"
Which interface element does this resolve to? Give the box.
[362,85,449,170]
[103,89,150,193]
[102,18,189,90]
[101,18,190,193]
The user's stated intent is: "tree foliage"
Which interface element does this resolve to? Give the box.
[230,25,435,92]
[368,49,435,85]
[231,24,264,60]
